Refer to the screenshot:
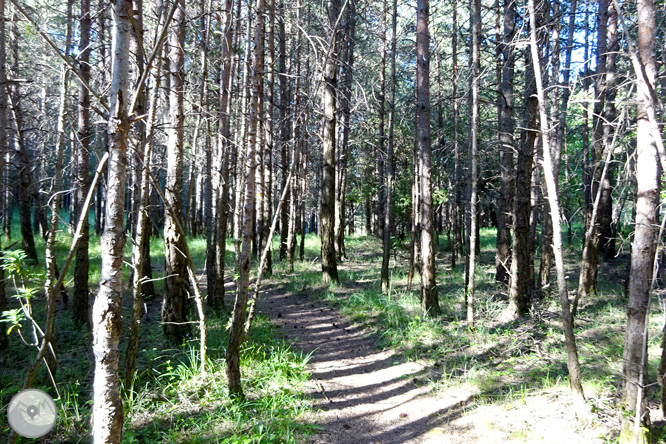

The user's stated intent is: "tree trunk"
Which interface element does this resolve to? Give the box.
[278,0,289,261]
[381,0,397,294]
[622,0,658,435]
[162,0,190,343]
[538,0,561,298]
[416,0,438,316]
[407,89,420,294]
[72,0,92,327]
[507,41,539,319]
[578,0,611,298]
[451,0,462,270]
[376,0,387,246]
[124,2,168,388]
[91,1,132,440]
[7,7,37,262]
[335,1,354,262]
[321,0,340,285]
[495,0,516,287]
[42,0,73,379]
[287,4,303,271]
[0,0,7,351]
[467,0,481,328]
[261,0,275,277]
[226,0,264,398]
[209,0,235,309]
[528,0,586,409]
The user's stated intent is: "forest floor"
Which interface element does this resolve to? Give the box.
[2,229,666,443]
[254,234,620,443]
[250,231,666,444]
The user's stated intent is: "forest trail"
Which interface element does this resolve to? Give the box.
[253,250,613,443]
[257,282,466,444]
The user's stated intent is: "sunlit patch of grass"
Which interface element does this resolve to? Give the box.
[124,315,315,443]
[1,213,315,443]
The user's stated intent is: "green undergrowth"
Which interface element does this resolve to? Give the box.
[0,214,316,443]
[122,315,315,444]
[292,231,658,441]
[1,312,315,443]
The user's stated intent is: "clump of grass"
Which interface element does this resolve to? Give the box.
[123,315,315,443]
[0,215,316,443]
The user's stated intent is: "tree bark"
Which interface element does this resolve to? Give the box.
[226,0,264,398]
[334,1,354,262]
[622,0,658,435]
[278,0,290,261]
[507,38,539,319]
[528,0,585,409]
[321,0,340,285]
[0,0,7,351]
[381,0,397,294]
[467,0,481,327]
[72,0,92,327]
[578,0,612,298]
[416,0,438,316]
[495,0,516,287]
[287,4,303,271]
[162,0,190,344]
[452,0,462,270]
[209,0,235,309]
[91,1,132,440]
[124,2,168,389]
[7,6,38,262]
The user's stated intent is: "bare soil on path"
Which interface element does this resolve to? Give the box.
[254,260,614,443]
[258,285,466,444]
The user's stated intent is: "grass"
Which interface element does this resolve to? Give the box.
[0,211,658,443]
[0,213,316,443]
[121,315,315,444]
[282,229,653,442]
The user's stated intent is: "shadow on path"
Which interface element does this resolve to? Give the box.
[256,282,468,444]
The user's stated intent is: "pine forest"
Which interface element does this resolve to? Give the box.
[0,0,665,442]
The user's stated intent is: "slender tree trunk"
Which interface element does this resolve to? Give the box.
[581,3,591,233]
[622,0,658,435]
[538,0,561,298]
[0,0,8,351]
[495,0,516,287]
[467,0,481,327]
[226,0,264,398]
[528,0,586,409]
[73,0,92,326]
[42,0,73,379]
[162,0,190,343]
[321,0,340,285]
[334,1,354,262]
[381,0,397,294]
[416,0,438,316]
[507,34,539,319]
[452,0,463,269]
[209,0,235,309]
[579,0,610,298]
[261,0,275,277]
[376,0,387,246]
[278,0,289,261]
[407,87,420,294]
[91,1,132,441]
[7,7,37,262]
[601,5,618,261]
[124,3,168,388]
[299,146,307,259]
[287,3,303,271]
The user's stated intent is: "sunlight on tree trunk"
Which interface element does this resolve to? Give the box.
[416,0,438,316]
[91,1,132,440]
